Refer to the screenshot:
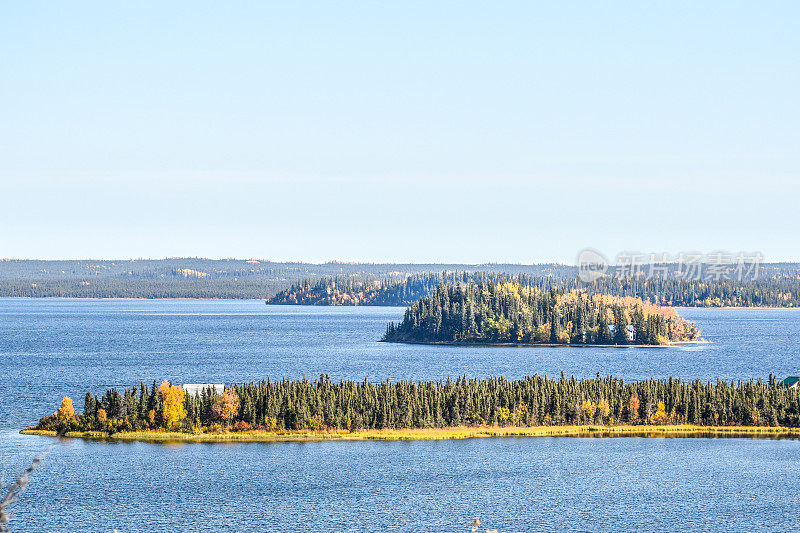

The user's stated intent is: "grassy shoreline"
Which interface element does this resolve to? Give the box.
[20,424,800,443]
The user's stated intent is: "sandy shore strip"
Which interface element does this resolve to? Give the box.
[21,424,800,443]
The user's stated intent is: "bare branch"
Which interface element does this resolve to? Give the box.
[0,435,61,533]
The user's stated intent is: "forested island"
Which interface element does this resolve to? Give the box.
[271,272,800,308]
[25,375,800,442]
[382,282,699,345]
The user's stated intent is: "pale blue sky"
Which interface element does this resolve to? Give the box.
[2,2,798,263]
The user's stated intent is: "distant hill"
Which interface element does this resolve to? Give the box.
[0,259,573,298]
[2,258,799,302]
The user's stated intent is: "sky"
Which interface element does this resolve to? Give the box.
[1,2,798,264]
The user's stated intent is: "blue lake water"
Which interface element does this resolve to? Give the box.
[2,299,800,531]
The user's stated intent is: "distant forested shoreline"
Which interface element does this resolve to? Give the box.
[272,272,800,308]
[0,259,569,299]
[1,259,799,305]
[0,279,281,299]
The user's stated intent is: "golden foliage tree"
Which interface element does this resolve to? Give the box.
[497,406,512,426]
[513,402,528,426]
[213,388,240,426]
[649,401,670,425]
[597,399,611,423]
[160,380,187,429]
[57,397,75,419]
[628,395,640,422]
[96,408,107,422]
[581,400,597,423]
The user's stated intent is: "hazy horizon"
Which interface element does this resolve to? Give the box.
[3,256,799,268]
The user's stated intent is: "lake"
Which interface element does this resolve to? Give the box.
[2,299,800,531]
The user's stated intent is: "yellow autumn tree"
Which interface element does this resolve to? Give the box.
[597,399,611,423]
[649,401,669,425]
[57,397,75,419]
[213,388,240,426]
[497,406,512,425]
[264,415,278,431]
[513,402,529,426]
[96,408,107,422]
[581,400,597,423]
[160,380,187,429]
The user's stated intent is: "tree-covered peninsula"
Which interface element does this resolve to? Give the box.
[270,272,800,308]
[27,374,800,440]
[268,273,447,306]
[383,282,699,345]
[267,272,555,306]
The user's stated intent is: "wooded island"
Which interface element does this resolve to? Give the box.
[383,282,699,345]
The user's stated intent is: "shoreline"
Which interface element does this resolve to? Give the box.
[675,306,799,310]
[383,340,711,348]
[20,425,800,443]
[0,296,264,301]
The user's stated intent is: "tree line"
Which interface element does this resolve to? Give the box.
[383,282,699,345]
[579,276,800,307]
[268,272,537,306]
[35,374,800,434]
[0,260,575,299]
[0,279,285,299]
[269,272,800,308]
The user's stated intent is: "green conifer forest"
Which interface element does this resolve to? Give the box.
[382,282,699,345]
